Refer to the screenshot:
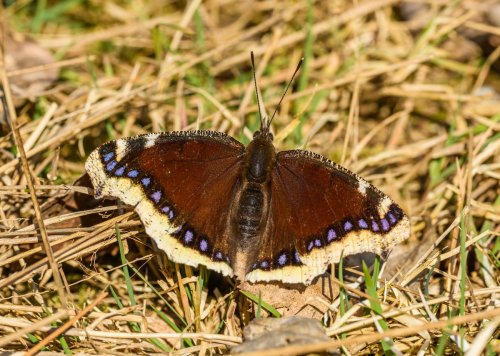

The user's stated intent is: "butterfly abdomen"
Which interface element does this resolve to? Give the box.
[234,135,275,240]
[236,186,264,239]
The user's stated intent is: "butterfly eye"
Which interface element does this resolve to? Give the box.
[253,130,261,138]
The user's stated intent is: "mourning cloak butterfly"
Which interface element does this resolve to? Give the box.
[85,54,410,285]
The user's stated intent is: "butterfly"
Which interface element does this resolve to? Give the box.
[85,54,410,285]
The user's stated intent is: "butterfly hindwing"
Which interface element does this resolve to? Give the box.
[245,149,410,284]
[85,131,245,276]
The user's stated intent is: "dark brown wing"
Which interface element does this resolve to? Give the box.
[245,150,410,284]
[86,131,245,276]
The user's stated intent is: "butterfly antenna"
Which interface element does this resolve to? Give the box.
[250,51,265,130]
[267,57,304,131]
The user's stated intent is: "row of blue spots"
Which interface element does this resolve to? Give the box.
[251,207,404,269]
[252,260,267,270]
[252,208,403,270]
[177,227,229,263]
[103,155,164,213]
[102,153,156,202]
[102,150,142,181]
[101,152,176,222]
[162,205,175,221]
[102,149,144,184]
[252,249,303,271]
[307,238,323,252]
[103,151,117,172]
[306,207,402,252]
[278,250,301,266]
[108,162,143,186]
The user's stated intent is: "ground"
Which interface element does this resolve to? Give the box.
[0,0,498,354]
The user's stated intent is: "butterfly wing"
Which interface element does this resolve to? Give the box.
[85,131,245,276]
[246,150,410,284]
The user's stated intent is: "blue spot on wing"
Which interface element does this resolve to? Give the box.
[103,152,114,162]
[115,166,125,176]
[344,220,353,231]
[358,219,368,229]
[327,228,337,242]
[184,230,194,243]
[106,161,117,172]
[151,191,162,203]
[278,254,287,266]
[127,170,139,178]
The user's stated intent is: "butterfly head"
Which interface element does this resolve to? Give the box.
[246,123,276,183]
[253,119,274,142]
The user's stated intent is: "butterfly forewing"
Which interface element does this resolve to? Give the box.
[85,131,245,276]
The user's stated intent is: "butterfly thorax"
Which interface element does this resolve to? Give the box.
[234,135,275,242]
[244,134,275,183]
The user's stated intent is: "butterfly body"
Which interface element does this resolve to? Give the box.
[235,132,274,240]
[86,126,410,285]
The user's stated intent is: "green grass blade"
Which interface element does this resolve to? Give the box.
[338,253,349,352]
[109,285,123,308]
[256,291,262,319]
[240,290,281,318]
[114,226,174,351]
[59,334,72,354]
[435,330,449,356]
[338,253,348,317]
[128,264,187,326]
[151,306,192,348]
[362,259,394,354]
[115,225,136,307]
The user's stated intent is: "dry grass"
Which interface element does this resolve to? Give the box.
[0,0,499,354]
